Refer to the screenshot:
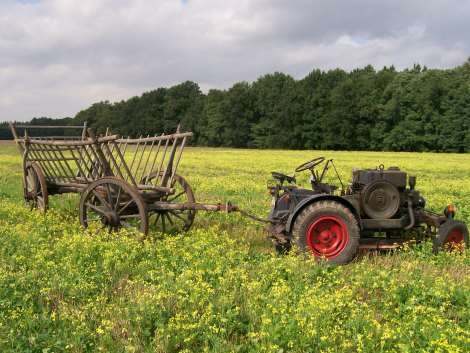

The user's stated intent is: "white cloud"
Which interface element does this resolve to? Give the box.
[0,0,468,121]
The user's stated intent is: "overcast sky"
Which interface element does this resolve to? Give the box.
[1,0,469,122]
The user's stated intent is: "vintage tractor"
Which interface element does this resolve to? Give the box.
[267,157,469,264]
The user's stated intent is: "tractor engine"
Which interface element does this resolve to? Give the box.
[349,166,425,219]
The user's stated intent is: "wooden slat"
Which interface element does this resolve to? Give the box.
[14,125,86,129]
[115,132,192,144]
[16,135,118,146]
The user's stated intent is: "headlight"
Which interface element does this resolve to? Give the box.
[444,204,456,219]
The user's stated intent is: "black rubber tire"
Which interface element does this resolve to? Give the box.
[433,220,469,253]
[292,200,360,265]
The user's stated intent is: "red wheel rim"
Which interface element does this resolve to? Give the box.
[444,229,464,247]
[306,215,349,259]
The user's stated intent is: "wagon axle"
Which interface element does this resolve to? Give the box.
[101,210,121,227]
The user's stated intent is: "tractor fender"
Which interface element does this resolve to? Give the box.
[285,194,361,233]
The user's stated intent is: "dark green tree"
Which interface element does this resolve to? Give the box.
[4,63,470,153]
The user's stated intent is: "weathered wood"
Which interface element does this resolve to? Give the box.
[139,135,157,183]
[12,123,194,228]
[153,138,170,187]
[102,141,126,181]
[14,125,86,129]
[148,201,238,212]
[115,132,192,144]
[170,136,187,184]
[144,133,164,184]
[113,140,138,186]
[137,185,173,192]
[15,134,118,146]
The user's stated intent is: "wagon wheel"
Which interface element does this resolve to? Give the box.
[79,177,148,234]
[144,171,196,234]
[23,162,48,211]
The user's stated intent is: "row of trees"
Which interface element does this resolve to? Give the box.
[2,61,470,152]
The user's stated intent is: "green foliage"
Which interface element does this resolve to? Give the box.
[1,145,470,352]
[2,62,470,152]
[200,82,256,148]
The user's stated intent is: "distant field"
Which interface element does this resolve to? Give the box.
[0,144,469,352]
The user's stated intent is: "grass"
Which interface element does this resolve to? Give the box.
[0,143,469,352]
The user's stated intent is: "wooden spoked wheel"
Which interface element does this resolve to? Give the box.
[144,171,196,234]
[24,162,48,211]
[79,177,148,234]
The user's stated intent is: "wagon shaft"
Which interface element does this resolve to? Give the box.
[150,201,239,213]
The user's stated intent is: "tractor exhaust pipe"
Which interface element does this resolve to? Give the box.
[404,196,415,230]
[409,176,416,190]
[404,176,417,230]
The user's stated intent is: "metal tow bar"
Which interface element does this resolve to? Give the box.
[151,201,272,224]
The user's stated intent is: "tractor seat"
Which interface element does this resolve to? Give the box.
[312,182,337,194]
[271,172,296,184]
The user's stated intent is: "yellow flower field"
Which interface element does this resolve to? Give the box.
[0,143,469,352]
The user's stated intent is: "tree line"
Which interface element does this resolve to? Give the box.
[2,61,470,152]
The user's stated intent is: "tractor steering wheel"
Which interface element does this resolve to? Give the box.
[295,157,325,172]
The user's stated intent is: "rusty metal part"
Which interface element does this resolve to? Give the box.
[149,200,272,224]
[237,209,273,224]
[358,238,402,250]
[267,222,290,244]
[417,209,448,228]
[361,180,400,219]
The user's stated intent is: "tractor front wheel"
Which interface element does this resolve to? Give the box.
[434,220,469,253]
[292,200,360,265]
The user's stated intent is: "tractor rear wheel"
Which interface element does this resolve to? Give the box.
[433,220,469,253]
[292,200,359,265]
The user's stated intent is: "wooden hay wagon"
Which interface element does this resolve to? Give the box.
[9,122,207,234]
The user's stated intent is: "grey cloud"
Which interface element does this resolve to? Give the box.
[0,0,469,121]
